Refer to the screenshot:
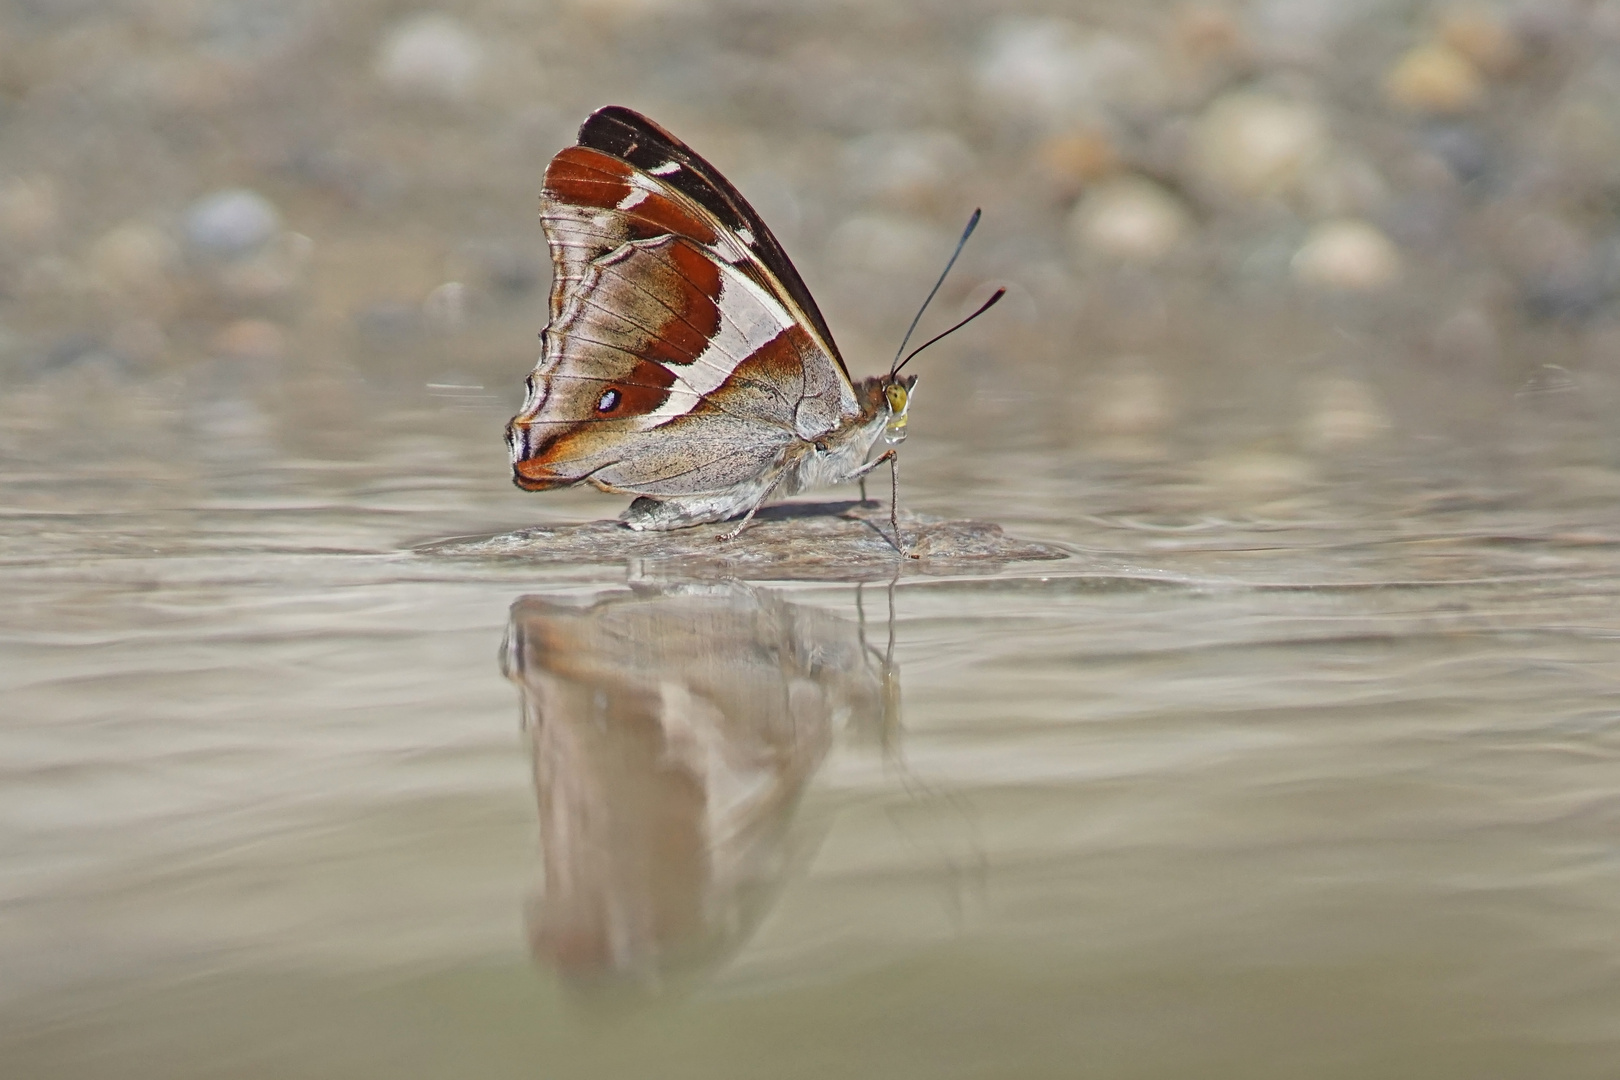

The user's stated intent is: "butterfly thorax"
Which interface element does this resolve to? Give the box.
[781,373,914,492]
[785,381,887,492]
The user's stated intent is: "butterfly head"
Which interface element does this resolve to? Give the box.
[880,374,918,445]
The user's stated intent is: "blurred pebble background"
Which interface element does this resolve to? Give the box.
[2,0,1619,500]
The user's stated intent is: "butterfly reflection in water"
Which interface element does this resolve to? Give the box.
[506,106,1004,549]
[500,583,898,984]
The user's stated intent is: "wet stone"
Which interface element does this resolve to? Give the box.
[417,503,1070,581]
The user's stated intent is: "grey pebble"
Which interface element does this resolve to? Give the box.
[184,189,282,260]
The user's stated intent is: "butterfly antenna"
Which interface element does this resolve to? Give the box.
[892,287,1006,376]
[890,208,983,377]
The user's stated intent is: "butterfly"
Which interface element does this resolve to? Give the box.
[506,106,1001,549]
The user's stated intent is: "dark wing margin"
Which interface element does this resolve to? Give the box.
[577,105,848,377]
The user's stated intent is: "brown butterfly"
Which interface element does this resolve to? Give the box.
[506,106,1001,549]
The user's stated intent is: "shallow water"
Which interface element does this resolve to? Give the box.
[8,0,1620,1071]
[5,389,1620,1080]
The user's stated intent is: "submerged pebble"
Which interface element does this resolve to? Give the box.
[1172,4,1247,67]
[1200,447,1315,497]
[212,232,312,301]
[423,281,470,327]
[108,319,169,367]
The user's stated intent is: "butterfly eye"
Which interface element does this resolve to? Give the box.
[596,388,621,413]
[884,383,909,414]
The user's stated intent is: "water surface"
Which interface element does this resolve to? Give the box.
[5,395,1620,1079]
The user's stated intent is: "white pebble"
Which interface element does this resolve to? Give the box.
[976,17,1165,124]
[1069,176,1190,263]
[375,14,484,102]
[1292,220,1401,291]
[1194,91,1328,198]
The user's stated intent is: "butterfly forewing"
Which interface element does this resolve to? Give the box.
[510,108,860,499]
[576,107,846,374]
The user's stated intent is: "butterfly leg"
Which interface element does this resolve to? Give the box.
[889,451,918,559]
[714,472,788,542]
[846,450,913,557]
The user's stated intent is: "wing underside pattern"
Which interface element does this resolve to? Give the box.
[509,109,860,498]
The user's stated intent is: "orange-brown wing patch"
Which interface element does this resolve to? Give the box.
[542,147,719,258]
[620,188,718,247]
[597,359,676,416]
[616,239,722,367]
[543,147,634,212]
